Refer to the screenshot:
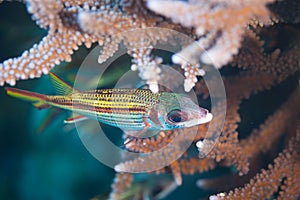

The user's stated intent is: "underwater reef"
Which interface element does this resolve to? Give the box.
[0,0,300,200]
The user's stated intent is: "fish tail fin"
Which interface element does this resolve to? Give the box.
[5,87,50,110]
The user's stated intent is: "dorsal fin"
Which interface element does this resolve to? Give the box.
[49,72,80,95]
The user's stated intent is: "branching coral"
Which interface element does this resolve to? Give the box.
[211,126,300,200]
[1,0,281,92]
[147,0,274,68]
[108,11,300,200]
[0,0,185,90]
[109,56,300,200]
[0,0,96,85]
[1,0,300,199]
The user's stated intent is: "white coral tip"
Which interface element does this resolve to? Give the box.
[184,79,194,92]
[198,69,206,76]
[200,53,213,65]
[196,140,204,149]
[146,0,161,11]
[209,195,221,200]
[114,164,123,172]
[77,11,90,24]
[172,53,184,64]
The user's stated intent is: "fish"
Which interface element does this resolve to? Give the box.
[5,72,213,138]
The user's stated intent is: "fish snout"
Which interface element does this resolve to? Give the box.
[195,107,213,124]
[182,107,213,127]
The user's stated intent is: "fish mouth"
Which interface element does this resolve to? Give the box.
[184,112,213,127]
[199,112,213,123]
[183,108,213,127]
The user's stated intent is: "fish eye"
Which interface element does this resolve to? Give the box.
[167,109,188,123]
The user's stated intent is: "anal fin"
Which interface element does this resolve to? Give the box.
[64,114,89,124]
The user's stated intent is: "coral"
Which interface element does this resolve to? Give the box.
[109,173,133,200]
[211,127,300,200]
[1,0,279,92]
[1,0,300,200]
[109,22,300,200]
[147,0,274,68]
[0,0,96,85]
[0,0,184,90]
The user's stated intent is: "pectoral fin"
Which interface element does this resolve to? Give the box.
[123,117,152,146]
[64,114,89,124]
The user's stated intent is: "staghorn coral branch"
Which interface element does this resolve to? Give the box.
[109,173,133,200]
[0,0,192,90]
[77,10,137,38]
[0,0,193,91]
[147,0,274,68]
[178,157,216,176]
[121,60,299,179]
[61,0,106,7]
[114,130,186,173]
[210,126,300,200]
[195,51,299,175]
[157,157,217,185]
[0,28,93,86]
[169,161,183,186]
[129,47,163,93]
[182,62,204,92]
[91,26,180,92]
[124,131,176,153]
[240,88,300,160]
[27,0,64,32]
[231,29,300,81]
[0,0,98,86]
